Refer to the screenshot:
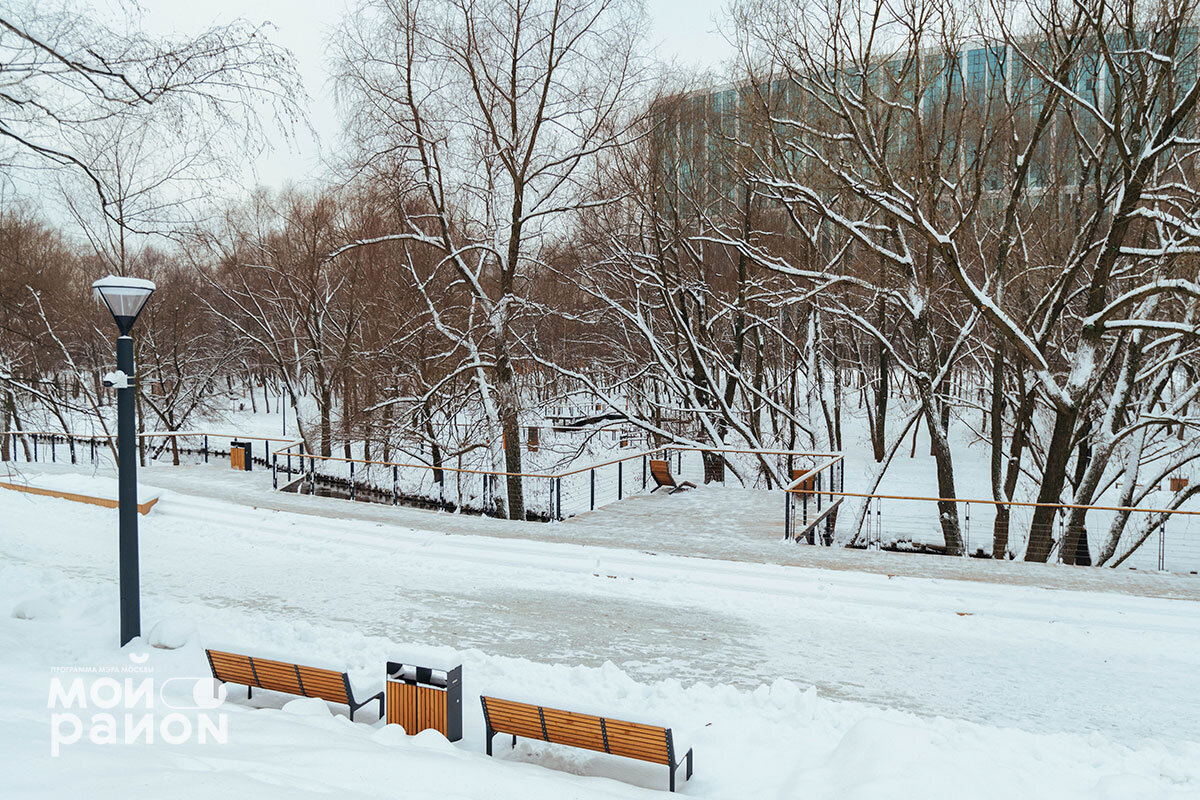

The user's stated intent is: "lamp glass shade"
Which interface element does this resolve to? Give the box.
[92,276,156,335]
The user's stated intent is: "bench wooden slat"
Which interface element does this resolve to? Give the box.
[487,717,545,738]
[296,666,350,703]
[542,708,605,752]
[208,651,256,684]
[250,659,303,695]
[606,731,670,762]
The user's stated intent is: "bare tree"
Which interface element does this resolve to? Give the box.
[0,0,302,225]
[333,0,645,518]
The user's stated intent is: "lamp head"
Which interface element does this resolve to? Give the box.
[91,275,156,336]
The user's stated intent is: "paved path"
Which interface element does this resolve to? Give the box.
[65,461,1200,602]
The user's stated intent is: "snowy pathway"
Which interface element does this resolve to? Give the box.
[2,469,1199,748]
[34,459,1200,600]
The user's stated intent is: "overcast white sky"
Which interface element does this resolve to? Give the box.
[134,0,734,191]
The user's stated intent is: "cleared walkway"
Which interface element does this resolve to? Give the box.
[9,460,1200,601]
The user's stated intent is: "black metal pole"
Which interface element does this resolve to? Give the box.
[117,335,140,647]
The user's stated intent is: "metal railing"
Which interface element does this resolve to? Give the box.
[269,440,839,521]
[784,480,1200,573]
[1,430,297,470]
[1,428,837,524]
[783,454,845,543]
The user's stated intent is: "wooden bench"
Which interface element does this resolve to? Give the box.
[205,649,383,721]
[480,695,693,792]
[649,459,697,495]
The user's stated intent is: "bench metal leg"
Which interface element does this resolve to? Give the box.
[486,725,494,756]
[247,685,253,700]
[349,691,384,723]
[670,748,694,792]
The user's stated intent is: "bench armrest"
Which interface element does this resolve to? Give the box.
[349,690,385,722]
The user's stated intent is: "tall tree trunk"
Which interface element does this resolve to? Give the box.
[912,313,962,555]
[989,345,1006,557]
[1,390,10,462]
[343,371,354,459]
[319,384,333,457]
[1025,407,1077,562]
[496,352,525,520]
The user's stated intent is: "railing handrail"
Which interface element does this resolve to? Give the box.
[5,428,838,487]
[1,430,299,444]
[792,488,1200,518]
[274,440,842,481]
[785,455,843,491]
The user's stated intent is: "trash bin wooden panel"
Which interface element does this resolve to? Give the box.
[386,681,418,733]
[230,441,252,472]
[385,661,462,741]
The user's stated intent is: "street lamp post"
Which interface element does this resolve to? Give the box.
[92,276,156,647]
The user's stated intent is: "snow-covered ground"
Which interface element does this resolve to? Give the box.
[15,390,1200,568]
[2,464,1199,798]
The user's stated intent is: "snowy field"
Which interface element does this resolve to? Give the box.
[2,465,1200,798]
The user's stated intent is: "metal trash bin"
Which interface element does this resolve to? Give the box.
[230,441,253,471]
[385,660,462,741]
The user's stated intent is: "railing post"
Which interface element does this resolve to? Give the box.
[203,435,209,463]
[556,477,562,520]
[784,489,791,541]
[1056,507,1064,564]
[393,465,399,506]
[816,472,822,512]
[349,461,356,501]
[964,501,970,555]
[1159,522,1166,571]
[91,438,96,464]
[287,452,292,480]
[308,457,315,496]
[875,496,882,549]
[69,436,76,465]
[272,454,278,490]
[618,461,623,500]
[590,468,595,511]
[642,455,647,490]
[51,436,56,463]
[32,434,38,462]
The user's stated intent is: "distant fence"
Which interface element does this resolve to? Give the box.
[271,441,838,521]
[0,430,292,470]
[784,478,1200,573]
[0,429,832,523]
